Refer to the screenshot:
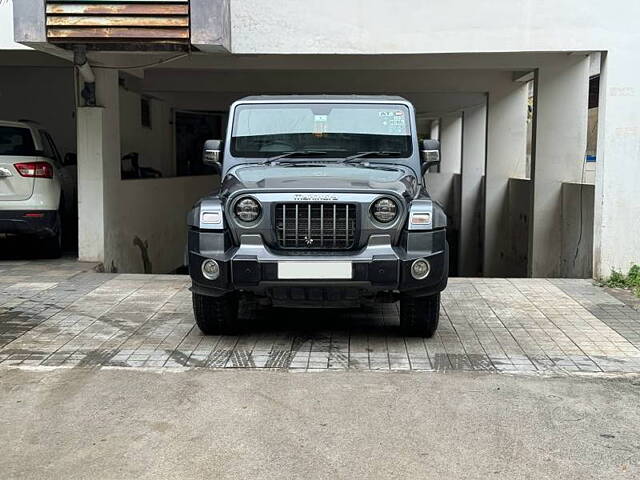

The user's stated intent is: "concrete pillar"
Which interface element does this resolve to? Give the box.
[459,102,487,276]
[529,55,589,277]
[424,113,463,275]
[429,119,440,141]
[484,76,529,277]
[77,68,120,266]
[594,51,640,278]
[439,114,462,174]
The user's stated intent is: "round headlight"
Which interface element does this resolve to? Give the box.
[234,197,261,222]
[371,198,398,223]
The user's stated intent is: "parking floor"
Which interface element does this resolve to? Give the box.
[1,258,640,374]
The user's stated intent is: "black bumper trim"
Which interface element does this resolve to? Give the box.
[0,210,58,236]
[189,247,448,299]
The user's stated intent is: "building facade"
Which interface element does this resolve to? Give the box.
[1,0,638,278]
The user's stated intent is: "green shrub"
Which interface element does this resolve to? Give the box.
[603,264,640,297]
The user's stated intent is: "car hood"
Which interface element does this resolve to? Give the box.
[221,163,419,200]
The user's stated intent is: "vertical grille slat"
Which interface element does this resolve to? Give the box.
[295,204,299,247]
[307,204,311,242]
[345,205,349,248]
[282,204,286,247]
[275,202,356,250]
[320,204,324,247]
[333,204,337,248]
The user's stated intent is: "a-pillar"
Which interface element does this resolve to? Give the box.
[77,68,121,268]
[459,101,487,276]
[529,55,589,277]
[484,75,529,277]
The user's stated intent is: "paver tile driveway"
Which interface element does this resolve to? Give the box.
[2,258,640,374]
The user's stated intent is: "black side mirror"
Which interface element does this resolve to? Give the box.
[64,153,77,166]
[420,139,440,175]
[203,139,222,174]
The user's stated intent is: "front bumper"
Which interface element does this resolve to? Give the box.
[189,229,448,300]
[0,210,58,237]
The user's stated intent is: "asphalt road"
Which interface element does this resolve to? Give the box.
[1,368,639,479]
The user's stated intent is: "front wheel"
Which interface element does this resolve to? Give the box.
[400,293,440,338]
[192,292,239,335]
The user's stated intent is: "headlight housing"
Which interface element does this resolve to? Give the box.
[234,197,261,222]
[371,197,398,223]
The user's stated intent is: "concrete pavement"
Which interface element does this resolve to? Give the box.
[0,368,639,479]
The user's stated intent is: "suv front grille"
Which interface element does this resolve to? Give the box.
[275,203,356,250]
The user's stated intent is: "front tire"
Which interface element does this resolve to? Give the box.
[400,293,440,338]
[192,292,239,335]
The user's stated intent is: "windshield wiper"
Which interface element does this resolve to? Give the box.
[263,150,329,164]
[340,151,402,163]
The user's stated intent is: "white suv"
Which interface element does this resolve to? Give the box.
[0,120,66,257]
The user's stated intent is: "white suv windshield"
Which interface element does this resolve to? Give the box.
[231,103,412,158]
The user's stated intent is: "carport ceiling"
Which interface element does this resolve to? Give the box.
[89,51,588,71]
[139,68,496,113]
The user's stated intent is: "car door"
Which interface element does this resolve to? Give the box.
[0,125,37,202]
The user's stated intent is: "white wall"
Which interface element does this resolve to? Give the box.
[594,51,640,277]
[119,87,174,177]
[230,0,637,54]
[0,1,27,50]
[530,55,590,277]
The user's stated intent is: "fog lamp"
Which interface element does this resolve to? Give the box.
[201,259,220,280]
[411,258,431,280]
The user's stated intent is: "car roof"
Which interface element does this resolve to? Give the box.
[0,120,40,130]
[236,94,411,104]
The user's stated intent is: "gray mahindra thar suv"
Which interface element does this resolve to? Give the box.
[187,96,448,337]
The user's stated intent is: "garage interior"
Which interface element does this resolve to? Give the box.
[0,49,599,278]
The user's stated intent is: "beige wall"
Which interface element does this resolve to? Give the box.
[106,175,216,274]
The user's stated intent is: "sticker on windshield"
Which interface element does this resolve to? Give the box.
[379,110,406,134]
[313,114,328,136]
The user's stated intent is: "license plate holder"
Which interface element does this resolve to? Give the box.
[277,261,353,280]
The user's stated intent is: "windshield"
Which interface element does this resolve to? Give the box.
[231,103,412,158]
[0,126,36,156]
